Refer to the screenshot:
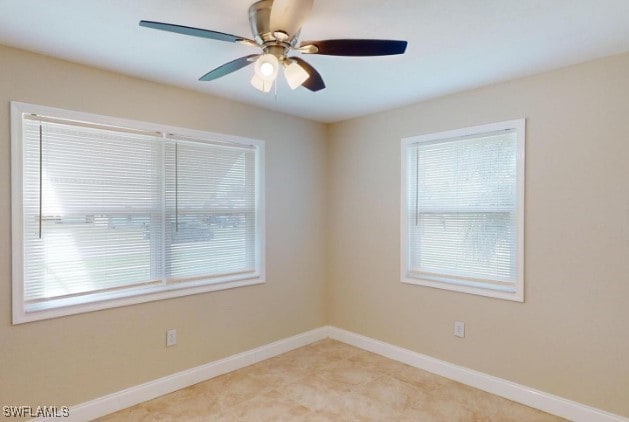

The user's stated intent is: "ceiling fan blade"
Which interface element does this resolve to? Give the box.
[290,57,325,92]
[300,39,408,56]
[199,54,260,82]
[270,0,314,37]
[139,20,256,45]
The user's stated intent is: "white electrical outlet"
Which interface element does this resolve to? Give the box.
[166,329,177,347]
[454,321,465,338]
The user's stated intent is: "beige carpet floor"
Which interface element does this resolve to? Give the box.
[98,339,564,421]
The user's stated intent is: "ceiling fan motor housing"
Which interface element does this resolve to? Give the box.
[249,0,300,52]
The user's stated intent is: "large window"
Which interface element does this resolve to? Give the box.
[401,120,524,301]
[11,102,265,323]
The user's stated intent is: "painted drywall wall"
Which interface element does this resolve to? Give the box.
[327,52,629,417]
[0,45,327,408]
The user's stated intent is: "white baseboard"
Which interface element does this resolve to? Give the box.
[37,327,328,422]
[36,325,627,422]
[327,326,628,422]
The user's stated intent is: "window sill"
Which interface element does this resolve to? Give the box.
[401,275,523,302]
[14,274,265,324]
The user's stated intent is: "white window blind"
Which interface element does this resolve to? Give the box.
[164,137,257,282]
[13,103,264,322]
[402,120,524,301]
[22,119,163,307]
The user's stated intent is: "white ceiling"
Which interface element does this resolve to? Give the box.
[1,0,629,123]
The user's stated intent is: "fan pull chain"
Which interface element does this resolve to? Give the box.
[274,79,278,103]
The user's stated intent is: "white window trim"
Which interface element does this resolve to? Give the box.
[11,101,266,324]
[400,119,525,302]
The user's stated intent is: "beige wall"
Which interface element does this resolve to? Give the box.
[327,52,629,417]
[0,45,327,408]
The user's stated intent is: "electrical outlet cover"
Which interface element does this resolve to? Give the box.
[454,321,465,338]
[166,329,177,347]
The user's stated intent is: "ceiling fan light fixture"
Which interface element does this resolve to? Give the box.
[254,53,279,81]
[284,60,310,90]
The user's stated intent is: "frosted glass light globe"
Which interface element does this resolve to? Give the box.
[260,62,275,77]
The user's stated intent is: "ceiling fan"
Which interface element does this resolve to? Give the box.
[139,0,408,93]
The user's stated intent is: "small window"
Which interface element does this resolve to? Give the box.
[11,102,265,323]
[401,119,524,301]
